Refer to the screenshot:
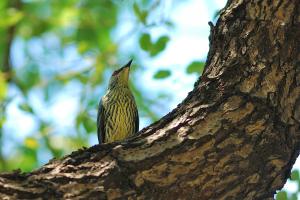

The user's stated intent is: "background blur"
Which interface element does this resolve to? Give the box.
[0,0,298,199]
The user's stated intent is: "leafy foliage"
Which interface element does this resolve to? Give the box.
[277,191,288,200]
[139,33,170,56]
[133,2,148,25]
[153,70,171,79]
[0,73,7,100]
[186,61,205,74]
[0,0,187,172]
[276,170,300,199]
[139,33,152,51]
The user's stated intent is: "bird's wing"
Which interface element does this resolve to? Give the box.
[97,99,105,144]
[135,108,139,134]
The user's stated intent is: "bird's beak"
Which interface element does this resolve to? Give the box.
[123,59,133,69]
[120,59,133,83]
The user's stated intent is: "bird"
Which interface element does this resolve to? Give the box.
[97,60,139,144]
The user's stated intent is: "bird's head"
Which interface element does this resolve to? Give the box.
[108,59,132,89]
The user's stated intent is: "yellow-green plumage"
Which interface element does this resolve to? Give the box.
[97,60,139,143]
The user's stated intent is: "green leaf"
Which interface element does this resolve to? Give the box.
[290,194,298,200]
[0,72,7,100]
[276,191,287,200]
[186,61,205,74]
[24,137,39,149]
[139,34,170,56]
[16,145,38,172]
[87,97,99,108]
[150,35,170,56]
[75,111,96,133]
[0,8,24,28]
[19,103,34,114]
[139,33,151,51]
[55,7,78,27]
[291,170,299,181]
[153,70,171,79]
[155,36,169,49]
[133,3,148,24]
[82,115,96,133]
[78,41,90,53]
[0,116,5,129]
[16,64,40,92]
[76,112,84,130]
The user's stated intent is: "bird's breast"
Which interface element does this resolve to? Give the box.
[102,88,137,142]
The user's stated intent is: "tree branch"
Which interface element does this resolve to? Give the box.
[0,0,300,199]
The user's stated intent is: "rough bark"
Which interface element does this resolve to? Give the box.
[1,0,300,199]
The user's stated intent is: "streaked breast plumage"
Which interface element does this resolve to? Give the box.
[97,60,139,144]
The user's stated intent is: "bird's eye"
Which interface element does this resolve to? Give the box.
[112,68,122,76]
[112,71,119,76]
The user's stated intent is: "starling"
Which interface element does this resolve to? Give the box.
[97,60,139,144]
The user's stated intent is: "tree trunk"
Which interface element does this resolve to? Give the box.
[1,0,300,199]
